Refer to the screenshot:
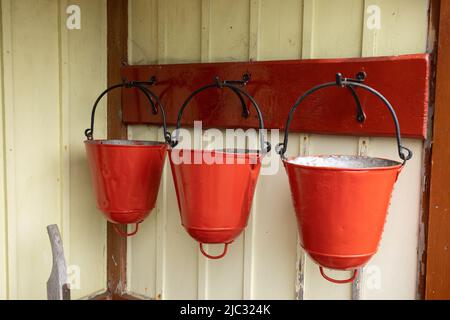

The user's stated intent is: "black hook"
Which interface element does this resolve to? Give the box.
[276,72,412,165]
[172,77,271,154]
[126,76,158,115]
[85,81,171,145]
[214,75,251,118]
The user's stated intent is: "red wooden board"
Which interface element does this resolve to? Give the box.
[121,54,429,139]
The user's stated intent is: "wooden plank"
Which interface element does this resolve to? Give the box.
[106,0,128,297]
[426,0,450,300]
[121,54,429,139]
[417,0,440,300]
[3,0,61,299]
[0,0,7,300]
[65,0,108,299]
[46,225,70,300]
[313,0,363,59]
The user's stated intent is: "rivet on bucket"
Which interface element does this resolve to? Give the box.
[276,72,413,284]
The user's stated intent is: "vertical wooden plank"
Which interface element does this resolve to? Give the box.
[312,0,364,58]
[157,0,167,64]
[0,0,7,300]
[65,0,108,299]
[242,0,261,300]
[418,0,439,301]
[127,126,159,298]
[252,132,299,300]
[426,0,450,300]
[107,0,128,297]
[1,0,15,299]
[165,127,198,299]
[352,137,370,300]
[3,0,62,299]
[210,0,250,62]
[258,0,302,61]
[127,0,158,297]
[362,0,429,57]
[295,134,309,300]
[155,127,168,300]
[248,0,260,61]
[359,0,428,300]
[363,139,423,300]
[301,0,314,59]
[128,0,157,64]
[248,0,303,301]
[58,0,71,271]
[295,0,311,299]
[166,0,202,63]
[201,0,211,62]
[198,0,211,300]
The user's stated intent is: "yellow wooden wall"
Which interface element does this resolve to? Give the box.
[0,0,107,299]
[128,0,429,299]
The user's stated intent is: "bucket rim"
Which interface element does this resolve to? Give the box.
[84,139,167,147]
[168,148,263,158]
[283,154,402,171]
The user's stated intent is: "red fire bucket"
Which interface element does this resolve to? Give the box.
[276,73,413,283]
[168,78,271,259]
[84,82,172,236]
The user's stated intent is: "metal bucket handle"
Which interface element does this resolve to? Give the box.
[275,73,413,165]
[170,76,271,154]
[84,82,172,144]
[319,267,358,284]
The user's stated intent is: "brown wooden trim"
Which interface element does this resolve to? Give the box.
[106,0,129,298]
[417,0,440,300]
[425,0,450,299]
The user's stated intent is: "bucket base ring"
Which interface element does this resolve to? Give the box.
[112,222,140,237]
[199,242,231,260]
[319,266,358,284]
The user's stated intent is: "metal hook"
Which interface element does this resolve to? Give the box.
[278,72,412,164]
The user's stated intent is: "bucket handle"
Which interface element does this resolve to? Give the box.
[275,73,413,165]
[319,266,358,284]
[112,223,140,237]
[199,243,230,260]
[171,76,271,154]
[84,81,172,144]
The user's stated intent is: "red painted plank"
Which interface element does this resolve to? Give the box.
[121,54,429,139]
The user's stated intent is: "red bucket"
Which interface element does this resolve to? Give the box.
[168,78,271,258]
[276,74,413,283]
[86,140,167,225]
[169,149,261,258]
[84,82,172,236]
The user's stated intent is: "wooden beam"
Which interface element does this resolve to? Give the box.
[425,0,450,299]
[417,0,440,300]
[106,0,128,297]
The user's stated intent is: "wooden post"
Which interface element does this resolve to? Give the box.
[425,0,450,299]
[106,0,128,298]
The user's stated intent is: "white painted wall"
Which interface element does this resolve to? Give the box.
[127,0,429,300]
[0,0,107,299]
